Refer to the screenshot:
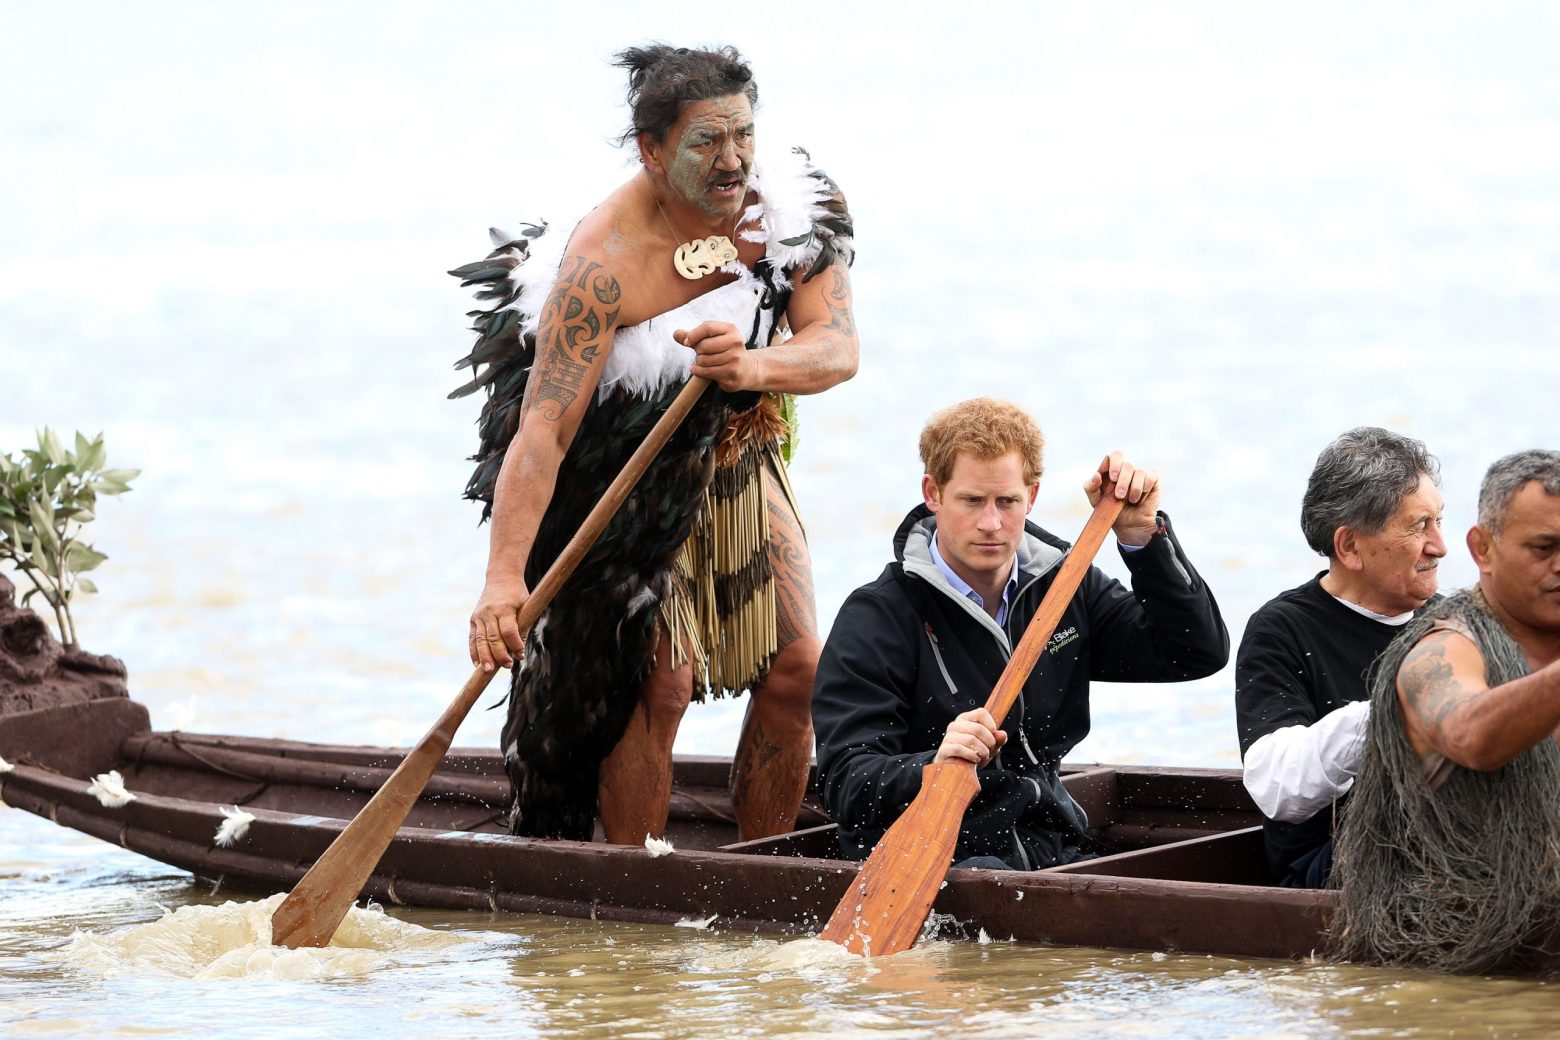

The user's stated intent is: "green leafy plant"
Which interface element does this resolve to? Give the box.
[0,429,138,649]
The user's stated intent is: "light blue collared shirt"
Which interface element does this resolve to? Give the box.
[928,532,1021,627]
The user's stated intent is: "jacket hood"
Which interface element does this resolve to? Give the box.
[891,503,1069,626]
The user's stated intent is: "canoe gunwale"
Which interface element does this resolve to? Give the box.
[0,699,1334,960]
[2,757,1332,960]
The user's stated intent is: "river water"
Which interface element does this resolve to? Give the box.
[3,2,1559,1036]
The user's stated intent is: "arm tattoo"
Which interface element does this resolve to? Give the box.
[1400,635,1475,737]
[822,265,855,338]
[523,256,621,422]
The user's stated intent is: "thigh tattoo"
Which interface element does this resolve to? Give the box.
[765,462,817,649]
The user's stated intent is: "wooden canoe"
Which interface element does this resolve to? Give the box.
[0,696,1331,959]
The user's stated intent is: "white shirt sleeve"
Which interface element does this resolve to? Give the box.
[1242,699,1372,823]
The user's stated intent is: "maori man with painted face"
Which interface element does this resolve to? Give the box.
[1235,428,1444,888]
[812,399,1228,870]
[450,45,857,844]
[1333,450,1560,974]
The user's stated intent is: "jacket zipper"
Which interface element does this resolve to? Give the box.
[924,625,958,696]
[1003,590,1045,767]
[1010,778,1049,870]
[1011,828,1033,870]
[920,554,1063,867]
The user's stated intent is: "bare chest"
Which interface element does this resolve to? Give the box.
[616,230,768,328]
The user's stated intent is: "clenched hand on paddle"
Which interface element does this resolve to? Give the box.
[819,470,1135,957]
[269,376,711,949]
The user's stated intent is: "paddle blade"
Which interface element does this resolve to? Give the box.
[818,761,980,956]
[270,667,495,948]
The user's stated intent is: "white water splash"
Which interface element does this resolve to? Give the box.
[691,936,867,974]
[0,754,14,773]
[675,914,718,930]
[64,893,469,981]
[213,806,255,847]
[644,835,675,857]
[87,770,136,808]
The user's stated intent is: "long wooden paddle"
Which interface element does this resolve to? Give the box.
[819,490,1127,957]
[270,375,711,949]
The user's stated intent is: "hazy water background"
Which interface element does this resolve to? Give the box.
[2,2,1559,1036]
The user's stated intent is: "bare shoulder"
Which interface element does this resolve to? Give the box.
[561,189,668,320]
[568,204,632,261]
[1400,625,1484,684]
[1397,626,1487,731]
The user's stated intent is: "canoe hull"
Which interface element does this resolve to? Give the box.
[0,698,1331,959]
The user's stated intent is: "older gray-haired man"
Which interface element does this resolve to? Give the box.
[1234,427,1445,887]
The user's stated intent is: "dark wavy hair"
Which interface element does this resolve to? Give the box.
[613,44,758,145]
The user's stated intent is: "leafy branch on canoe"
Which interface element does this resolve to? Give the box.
[0,429,138,649]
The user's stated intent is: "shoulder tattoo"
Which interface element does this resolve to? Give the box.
[1399,632,1473,735]
[525,256,621,421]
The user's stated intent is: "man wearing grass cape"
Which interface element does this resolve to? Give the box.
[812,399,1227,870]
[1332,449,1560,974]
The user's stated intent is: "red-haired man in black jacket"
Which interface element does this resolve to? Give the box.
[812,398,1229,869]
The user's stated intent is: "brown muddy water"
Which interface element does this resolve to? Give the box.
[3,819,1556,1039]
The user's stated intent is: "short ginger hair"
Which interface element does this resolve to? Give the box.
[919,398,1045,487]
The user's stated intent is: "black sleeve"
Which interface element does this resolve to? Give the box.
[812,585,936,832]
[1233,606,1318,757]
[1084,513,1231,682]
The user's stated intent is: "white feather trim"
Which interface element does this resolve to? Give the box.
[644,834,676,857]
[513,226,570,338]
[745,146,835,274]
[88,770,136,808]
[675,914,718,930]
[214,805,255,847]
[495,148,830,401]
[597,278,771,400]
[625,585,657,615]
[0,754,13,773]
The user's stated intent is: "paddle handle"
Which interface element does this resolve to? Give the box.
[981,492,1125,725]
[518,374,711,631]
[271,375,711,949]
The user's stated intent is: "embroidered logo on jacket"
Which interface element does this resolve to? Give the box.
[1046,626,1080,655]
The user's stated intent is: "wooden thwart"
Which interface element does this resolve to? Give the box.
[270,376,711,949]
[819,491,1127,956]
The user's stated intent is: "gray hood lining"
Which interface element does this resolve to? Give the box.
[900,516,1068,651]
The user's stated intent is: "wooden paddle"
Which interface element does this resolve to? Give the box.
[819,490,1127,957]
[270,375,711,949]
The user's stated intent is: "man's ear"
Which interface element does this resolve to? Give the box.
[1332,526,1364,572]
[638,131,662,175]
[1026,482,1039,511]
[922,474,941,512]
[1467,525,1494,574]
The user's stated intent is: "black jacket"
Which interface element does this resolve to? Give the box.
[813,504,1229,869]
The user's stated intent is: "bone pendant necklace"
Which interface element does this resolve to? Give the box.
[655,197,739,280]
